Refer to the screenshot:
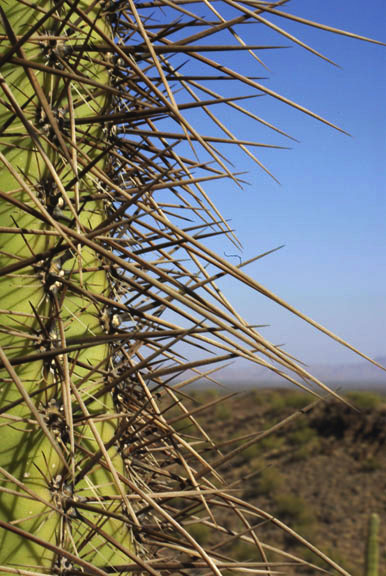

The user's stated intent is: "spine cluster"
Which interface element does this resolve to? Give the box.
[0,1,381,575]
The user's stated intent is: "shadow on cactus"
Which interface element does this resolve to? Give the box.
[0,1,383,575]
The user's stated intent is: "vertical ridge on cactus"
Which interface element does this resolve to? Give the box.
[0,2,134,569]
[0,1,383,574]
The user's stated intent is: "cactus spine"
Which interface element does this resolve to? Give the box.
[0,1,133,569]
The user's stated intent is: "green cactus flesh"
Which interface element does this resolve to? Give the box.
[0,2,132,569]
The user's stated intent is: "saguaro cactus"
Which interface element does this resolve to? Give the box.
[365,513,380,576]
[0,1,383,575]
[0,2,132,569]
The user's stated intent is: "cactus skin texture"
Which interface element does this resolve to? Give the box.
[0,2,132,570]
[365,513,380,576]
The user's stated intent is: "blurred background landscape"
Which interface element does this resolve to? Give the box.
[207,357,386,391]
[171,387,385,574]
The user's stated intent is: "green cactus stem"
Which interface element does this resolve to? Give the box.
[0,2,133,569]
[365,513,380,576]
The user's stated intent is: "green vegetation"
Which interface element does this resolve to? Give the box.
[187,523,211,546]
[301,546,355,575]
[232,540,262,562]
[190,389,386,575]
[347,392,385,411]
[256,467,283,496]
[268,390,309,416]
[274,493,315,534]
[361,457,382,473]
[289,422,318,446]
[0,2,129,566]
[289,423,321,461]
[215,402,232,421]
[365,514,380,576]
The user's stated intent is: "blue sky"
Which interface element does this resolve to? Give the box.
[166,1,385,366]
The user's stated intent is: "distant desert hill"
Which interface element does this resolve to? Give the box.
[203,356,386,390]
[186,389,386,575]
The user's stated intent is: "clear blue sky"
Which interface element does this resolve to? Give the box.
[167,0,385,366]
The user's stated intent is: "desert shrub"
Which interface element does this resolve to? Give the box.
[204,390,220,402]
[300,546,354,574]
[260,434,286,452]
[285,392,310,410]
[187,523,210,546]
[274,493,315,533]
[256,467,283,496]
[173,415,194,434]
[267,392,287,416]
[291,439,321,462]
[232,540,262,562]
[347,391,384,411]
[289,424,318,446]
[216,402,232,421]
[360,456,382,473]
[240,442,261,463]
